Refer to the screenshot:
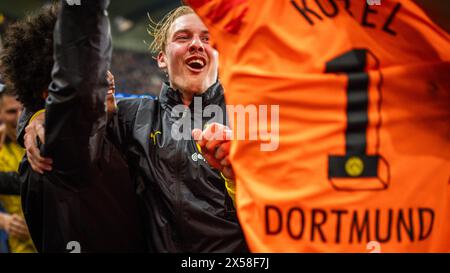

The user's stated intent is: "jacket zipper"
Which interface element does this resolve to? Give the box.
[174,107,190,251]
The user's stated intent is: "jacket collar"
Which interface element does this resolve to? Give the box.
[159,81,224,110]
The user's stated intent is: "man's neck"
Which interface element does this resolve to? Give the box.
[178,87,209,106]
[180,91,195,106]
[5,127,17,144]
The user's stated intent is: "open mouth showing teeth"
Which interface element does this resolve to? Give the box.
[186,57,206,71]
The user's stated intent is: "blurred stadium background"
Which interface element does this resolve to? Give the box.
[0,0,184,96]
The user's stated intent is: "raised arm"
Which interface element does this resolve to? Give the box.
[43,0,111,178]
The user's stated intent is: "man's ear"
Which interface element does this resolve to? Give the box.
[157,51,167,70]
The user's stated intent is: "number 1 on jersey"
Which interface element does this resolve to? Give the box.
[326,49,389,191]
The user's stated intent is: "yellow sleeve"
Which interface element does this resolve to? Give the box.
[29,109,45,124]
[221,172,236,207]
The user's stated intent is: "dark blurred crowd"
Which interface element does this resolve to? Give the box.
[111,49,164,96]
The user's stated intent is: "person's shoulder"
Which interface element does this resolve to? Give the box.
[117,97,157,111]
[117,97,144,109]
[116,97,158,122]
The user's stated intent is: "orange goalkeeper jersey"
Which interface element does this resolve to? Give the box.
[187,0,450,252]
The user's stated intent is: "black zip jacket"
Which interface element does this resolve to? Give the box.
[110,82,247,252]
[20,0,247,252]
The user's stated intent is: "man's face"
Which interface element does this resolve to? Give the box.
[158,13,218,96]
[0,95,22,130]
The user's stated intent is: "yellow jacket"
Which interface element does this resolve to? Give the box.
[0,140,36,253]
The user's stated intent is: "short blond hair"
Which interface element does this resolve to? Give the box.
[148,6,194,55]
